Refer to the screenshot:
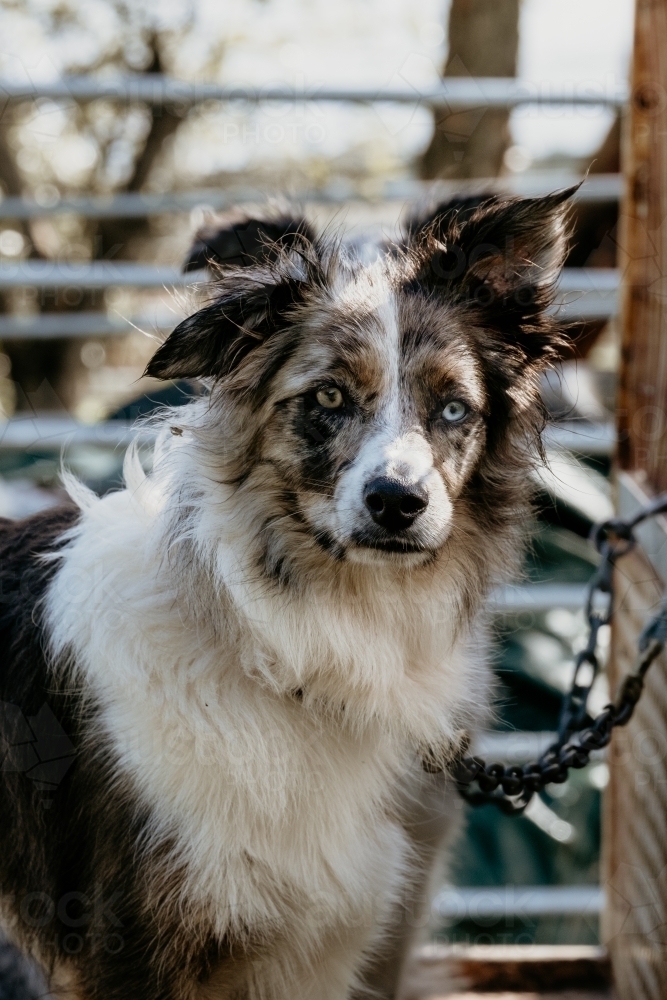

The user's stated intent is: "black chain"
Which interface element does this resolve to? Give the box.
[442,493,667,815]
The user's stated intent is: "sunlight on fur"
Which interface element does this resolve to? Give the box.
[0,190,573,999]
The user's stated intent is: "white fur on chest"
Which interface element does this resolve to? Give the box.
[45,483,483,944]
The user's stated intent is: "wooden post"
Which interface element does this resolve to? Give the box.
[617,0,667,483]
[604,1,667,995]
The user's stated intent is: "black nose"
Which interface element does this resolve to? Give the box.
[363,477,429,532]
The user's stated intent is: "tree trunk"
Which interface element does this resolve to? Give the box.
[420,0,520,180]
[93,41,183,260]
[0,39,184,413]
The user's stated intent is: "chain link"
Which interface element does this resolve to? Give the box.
[438,493,667,815]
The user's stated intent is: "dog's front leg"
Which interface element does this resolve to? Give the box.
[198,925,374,1000]
[355,769,464,1000]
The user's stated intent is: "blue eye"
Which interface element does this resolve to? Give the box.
[442,400,468,422]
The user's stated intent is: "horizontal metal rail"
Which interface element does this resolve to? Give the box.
[0,75,629,109]
[0,417,154,450]
[554,292,618,322]
[557,269,618,294]
[472,729,604,767]
[0,261,617,292]
[543,420,615,457]
[432,884,603,920]
[0,261,619,298]
[0,271,618,330]
[490,583,587,615]
[0,312,174,339]
[0,261,206,289]
[0,175,623,220]
[555,269,619,321]
[473,731,558,762]
[0,301,618,338]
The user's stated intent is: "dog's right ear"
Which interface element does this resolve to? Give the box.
[183,209,316,273]
[145,267,299,383]
[146,244,321,384]
[146,210,319,383]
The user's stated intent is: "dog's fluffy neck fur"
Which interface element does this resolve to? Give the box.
[54,411,494,736]
[43,416,491,986]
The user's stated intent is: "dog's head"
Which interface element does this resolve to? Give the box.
[147,195,570,573]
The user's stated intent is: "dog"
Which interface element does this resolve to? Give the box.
[0,189,571,1000]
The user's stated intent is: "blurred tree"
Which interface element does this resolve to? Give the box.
[0,107,58,414]
[0,5,191,413]
[420,0,520,179]
[92,37,183,258]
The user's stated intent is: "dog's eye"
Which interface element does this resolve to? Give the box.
[442,400,468,423]
[316,387,344,409]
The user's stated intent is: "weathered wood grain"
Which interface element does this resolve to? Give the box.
[617,0,667,489]
[606,1,667,996]
[603,534,667,999]
[399,944,611,999]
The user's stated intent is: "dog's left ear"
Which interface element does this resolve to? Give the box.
[409,188,575,365]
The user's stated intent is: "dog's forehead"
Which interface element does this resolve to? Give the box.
[274,259,486,403]
[273,262,397,395]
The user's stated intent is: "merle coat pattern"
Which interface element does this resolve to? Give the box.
[0,191,571,1000]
